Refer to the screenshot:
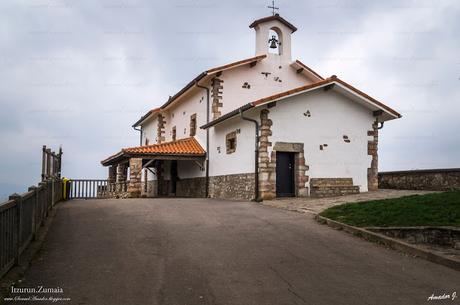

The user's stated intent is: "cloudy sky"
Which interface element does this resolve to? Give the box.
[1,0,459,199]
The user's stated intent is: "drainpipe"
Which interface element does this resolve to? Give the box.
[133,126,142,146]
[195,81,210,198]
[239,109,261,202]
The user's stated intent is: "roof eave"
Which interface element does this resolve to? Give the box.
[200,103,254,129]
[160,71,208,110]
[134,55,268,126]
[101,151,126,166]
[132,111,153,128]
[202,77,401,129]
[249,14,298,33]
[254,79,401,120]
[291,60,324,81]
[132,107,161,128]
[332,78,401,120]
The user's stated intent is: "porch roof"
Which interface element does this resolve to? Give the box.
[101,137,206,166]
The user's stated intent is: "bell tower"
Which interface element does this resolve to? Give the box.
[249,13,297,62]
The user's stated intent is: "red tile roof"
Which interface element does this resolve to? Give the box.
[206,55,267,74]
[123,137,205,155]
[201,75,401,129]
[101,137,205,166]
[252,75,401,118]
[252,78,332,106]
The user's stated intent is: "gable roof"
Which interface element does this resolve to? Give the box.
[249,14,297,33]
[101,137,205,166]
[201,75,401,129]
[132,55,267,127]
[291,60,324,81]
[131,107,160,128]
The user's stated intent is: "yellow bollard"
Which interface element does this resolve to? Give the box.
[62,177,71,200]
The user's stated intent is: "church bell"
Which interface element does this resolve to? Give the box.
[269,35,278,49]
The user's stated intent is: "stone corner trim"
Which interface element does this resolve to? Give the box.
[259,109,275,200]
[157,114,166,143]
[367,119,379,191]
[211,77,224,120]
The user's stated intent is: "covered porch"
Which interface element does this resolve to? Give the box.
[100,137,206,198]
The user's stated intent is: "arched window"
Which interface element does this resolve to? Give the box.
[268,27,283,55]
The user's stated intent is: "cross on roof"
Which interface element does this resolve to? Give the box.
[267,0,279,15]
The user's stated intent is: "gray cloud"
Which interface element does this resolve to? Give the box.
[1,0,459,198]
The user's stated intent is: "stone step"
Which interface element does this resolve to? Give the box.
[311,185,360,198]
[310,178,354,187]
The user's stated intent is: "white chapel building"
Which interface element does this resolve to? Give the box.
[101,13,401,200]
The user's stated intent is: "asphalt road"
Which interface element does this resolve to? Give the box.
[13,198,460,305]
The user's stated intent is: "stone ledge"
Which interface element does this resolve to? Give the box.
[315,215,460,272]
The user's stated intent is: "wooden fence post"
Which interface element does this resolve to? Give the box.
[51,180,55,209]
[41,145,46,182]
[46,149,52,180]
[9,193,22,266]
[39,182,48,218]
[28,186,38,240]
[57,146,63,179]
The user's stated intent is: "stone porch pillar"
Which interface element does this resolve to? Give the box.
[108,165,117,192]
[128,158,142,198]
[108,165,116,183]
[116,163,128,192]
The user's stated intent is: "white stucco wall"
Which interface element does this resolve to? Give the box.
[134,15,329,185]
[140,116,158,181]
[210,89,375,192]
[141,116,158,146]
[162,90,207,148]
[140,56,315,182]
[208,116,257,177]
[218,56,314,115]
[136,16,326,183]
[267,90,374,192]
[177,160,205,179]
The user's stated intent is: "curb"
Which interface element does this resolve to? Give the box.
[0,201,63,303]
[315,215,460,272]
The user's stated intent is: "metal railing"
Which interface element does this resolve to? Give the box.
[68,179,109,199]
[0,179,62,278]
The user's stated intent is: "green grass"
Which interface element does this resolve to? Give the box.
[319,191,460,227]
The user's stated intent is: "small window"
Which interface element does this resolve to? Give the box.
[190,114,197,136]
[226,131,237,154]
[172,126,176,141]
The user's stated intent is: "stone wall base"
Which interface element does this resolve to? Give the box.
[139,174,254,200]
[368,227,460,249]
[209,173,255,200]
[378,169,460,191]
